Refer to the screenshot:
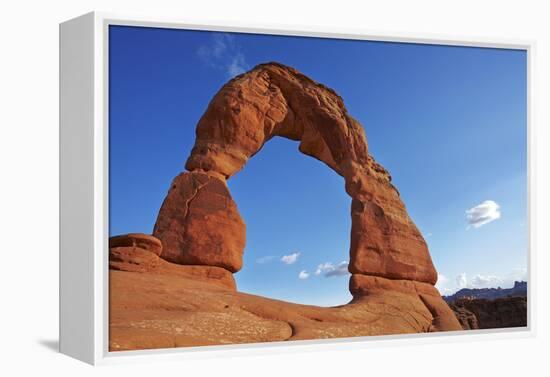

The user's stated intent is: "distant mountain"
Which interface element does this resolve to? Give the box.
[443,281,527,303]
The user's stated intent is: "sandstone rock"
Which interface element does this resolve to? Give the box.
[349,274,462,332]
[109,242,236,290]
[451,305,479,330]
[349,199,437,284]
[110,267,457,351]
[109,233,163,256]
[153,171,245,272]
[449,297,527,329]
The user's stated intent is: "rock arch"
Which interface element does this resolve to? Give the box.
[153,62,438,297]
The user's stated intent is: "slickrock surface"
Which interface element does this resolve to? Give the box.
[111,63,462,351]
[110,246,457,351]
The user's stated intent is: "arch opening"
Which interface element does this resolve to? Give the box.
[228,136,352,306]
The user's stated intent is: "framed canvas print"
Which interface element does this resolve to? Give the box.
[59,12,534,365]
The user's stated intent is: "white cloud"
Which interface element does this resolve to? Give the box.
[466,200,501,228]
[315,262,330,275]
[197,34,228,60]
[315,261,349,277]
[470,274,504,288]
[456,273,468,289]
[227,53,247,76]
[298,270,310,280]
[196,33,249,78]
[281,252,300,265]
[256,255,276,264]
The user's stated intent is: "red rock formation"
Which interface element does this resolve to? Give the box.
[153,172,245,272]
[110,246,455,351]
[110,243,236,290]
[110,233,163,256]
[110,62,461,351]
[449,297,527,330]
[451,305,480,330]
[155,62,436,285]
[349,274,460,332]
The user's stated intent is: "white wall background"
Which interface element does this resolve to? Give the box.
[1,0,548,375]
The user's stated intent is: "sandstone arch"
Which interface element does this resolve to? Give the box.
[153,62,437,288]
[108,63,462,350]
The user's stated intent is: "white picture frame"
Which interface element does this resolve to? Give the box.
[59,11,536,365]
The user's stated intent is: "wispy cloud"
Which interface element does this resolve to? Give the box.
[196,33,249,78]
[227,54,247,77]
[435,272,467,294]
[256,255,276,264]
[455,272,503,289]
[315,261,349,277]
[470,274,504,288]
[281,252,300,265]
[197,34,228,59]
[466,200,501,228]
[456,272,468,289]
[298,270,310,280]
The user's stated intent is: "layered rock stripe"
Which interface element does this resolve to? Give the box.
[110,62,461,350]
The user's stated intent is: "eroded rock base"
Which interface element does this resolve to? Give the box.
[109,246,461,351]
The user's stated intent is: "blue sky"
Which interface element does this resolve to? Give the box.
[109,25,527,306]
